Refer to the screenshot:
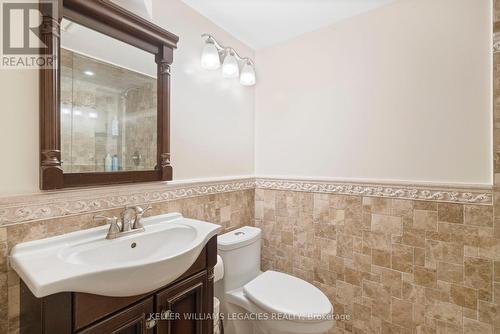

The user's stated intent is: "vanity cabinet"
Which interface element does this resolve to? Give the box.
[20,236,217,334]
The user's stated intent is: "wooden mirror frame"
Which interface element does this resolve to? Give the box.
[39,0,179,190]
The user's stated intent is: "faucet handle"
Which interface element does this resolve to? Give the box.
[132,205,152,229]
[94,215,118,224]
[94,215,121,238]
[132,205,152,215]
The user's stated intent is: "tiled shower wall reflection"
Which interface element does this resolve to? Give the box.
[60,49,157,173]
[255,189,499,334]
[0,189,254,334]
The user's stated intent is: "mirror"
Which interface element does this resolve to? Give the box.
[60,19,158,173]
[39,0,178,189]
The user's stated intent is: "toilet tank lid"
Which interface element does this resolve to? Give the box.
[218,226,261,251]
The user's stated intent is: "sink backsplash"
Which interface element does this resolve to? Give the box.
[0,179,254,334]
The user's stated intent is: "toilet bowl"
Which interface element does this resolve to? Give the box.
[217,226,334,334]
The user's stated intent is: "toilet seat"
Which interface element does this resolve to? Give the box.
[243,271,332,323]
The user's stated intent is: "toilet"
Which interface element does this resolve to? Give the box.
[216,226,334,334]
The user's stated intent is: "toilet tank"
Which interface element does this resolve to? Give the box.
[218,226,261,292]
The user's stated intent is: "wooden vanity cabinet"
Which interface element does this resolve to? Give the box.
[20,236,217,334]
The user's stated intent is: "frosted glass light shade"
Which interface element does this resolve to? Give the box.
[222,54,239,78]
[240,62,256,86]
[201,43,221,70]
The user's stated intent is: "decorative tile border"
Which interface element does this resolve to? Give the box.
[0,176,492,226]
[0,177,255,226]
[255,178,493,205]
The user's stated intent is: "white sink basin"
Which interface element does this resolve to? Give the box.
[10,213,221,298]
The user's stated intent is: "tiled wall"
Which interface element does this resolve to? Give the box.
[123,85,157,171]
[0,189,254,334]
[1,187,496,334]
[496,0,500,25]
[255,189,499,334]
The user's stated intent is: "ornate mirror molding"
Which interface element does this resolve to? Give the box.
[39,0,178,190]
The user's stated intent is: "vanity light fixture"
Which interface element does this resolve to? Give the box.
[201,39,221,70]
[88,111,98,119]
[222,51,239,78]
[201,34,256,86]
[240,60,256,86]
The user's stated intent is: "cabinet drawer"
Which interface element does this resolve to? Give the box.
[73,293,147,331]
[77,297,154,334]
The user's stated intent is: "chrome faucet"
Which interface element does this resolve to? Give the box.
[94,205,152,239]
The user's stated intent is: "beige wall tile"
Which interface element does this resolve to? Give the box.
[337,280,357,305]
[414,210,438,231]
[437,262,464,284]
[414,267,437,288]
[479,288,493,302]
[372,249,391,268]
[493,283,500,305]
[7,285,19,320]
[414,201,437,211]
[437,203,464,224]
[425,240,463,265]
[450,284,478,309]
[464,205,494,227]
[337,233,354,259]
[479,301,500,327]
[363,231,392,251]
[392,244,414,273]
[425,301,463,326]
[464,257,493,290]
[392,298,413,328]
[363,197,392,215]
[401,228,426,248]
[414,247,425,267]
[0,272,7,334]
[463,307,478,320]
[463,318,493,334]
[478,237,500,260]
[363,280,391,304]
[371,214,403,235]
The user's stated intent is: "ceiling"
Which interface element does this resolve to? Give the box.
[181,0,396,49]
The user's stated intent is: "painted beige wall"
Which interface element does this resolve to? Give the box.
[0,0,255,196]
[152,0,254,183]
[255,0,492,185]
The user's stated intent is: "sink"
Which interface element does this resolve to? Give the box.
[10,213,221,298]
[58,225,197,266]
